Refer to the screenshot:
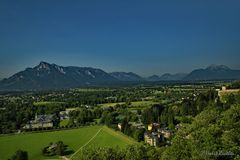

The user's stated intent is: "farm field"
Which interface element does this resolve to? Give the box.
[0,126,136,160]
[98,100,157,107]
[33,101,66,106]
[72,88,114,92]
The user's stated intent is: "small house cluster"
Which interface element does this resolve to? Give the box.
[144,123,173,146]
[23,114,54,130]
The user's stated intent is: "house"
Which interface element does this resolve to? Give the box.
[144,129,173,146]
[144,132,159,146]
[148,123,160,131]
[144,123,174,146]
[59,111,69,120]
[59,108,78,120]
[158,128,173,139]
[23,114,54,130]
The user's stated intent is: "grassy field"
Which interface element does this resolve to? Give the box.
[33,101,66,106]
[72,88,114,92]
[0,126,136,160]
[98,101,157,107]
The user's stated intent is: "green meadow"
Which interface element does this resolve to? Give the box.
[33,101,66,106]
[98,100,157,107]
[0,126,136,160]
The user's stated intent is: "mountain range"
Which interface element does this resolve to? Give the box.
[0,62,240,90]
[183,65,240,81]
[110,72,143,81]
[147,73,188,81]
[0,62,117,90]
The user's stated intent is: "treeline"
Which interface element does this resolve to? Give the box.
[76,145,163,160]
[142,104,175,129]
[68,108,103,126]
[227,80,240,89]
[120,117,145,142]
[180,90,218,116]
[0,101,35,134]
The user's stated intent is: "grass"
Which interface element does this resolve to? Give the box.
[33,101,65,106]
[98,101,157,107]
[130,101,158,107]
[98,102,125,107]
[71,126,136,160]
[72,88,114,92]
[0,126,136,160]
[87,126,136,147]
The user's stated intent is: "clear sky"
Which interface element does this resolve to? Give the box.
[0,0,240,78]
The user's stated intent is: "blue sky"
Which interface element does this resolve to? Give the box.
[0,0,240,78]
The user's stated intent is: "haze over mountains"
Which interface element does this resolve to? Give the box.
[0,62,240,90]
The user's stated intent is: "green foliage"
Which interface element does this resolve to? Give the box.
[228,81,240,89]
[142,104,164,124]
[142,104,175,128]
[74,145,161,160]
[161,134,193,160]
[42,141,67,156]
[180,90,218,116]
[133,128,145,142]
[100,111,118,127]
[162,104,240,160]
[75,147,125,160]
[9,150,28,160]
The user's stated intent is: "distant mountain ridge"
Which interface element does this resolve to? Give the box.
[0,62,240,90]
[146,73,187,81]
[0,62,117,90]
[183,65,240,81]
[147,75,161,81]
[159,73,187,81]
[110,72,143,81]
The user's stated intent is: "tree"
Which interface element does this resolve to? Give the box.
[133,128,145,142]
[42,141,67,157]
[125,145,147,160]
[55,141,65,156]
[121,117,131,135]
[10,150,28,160]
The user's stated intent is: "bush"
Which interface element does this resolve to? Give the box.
[10,150,28,160]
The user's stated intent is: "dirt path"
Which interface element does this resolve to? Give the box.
[61,156,69,160]
[69,127,103,160]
